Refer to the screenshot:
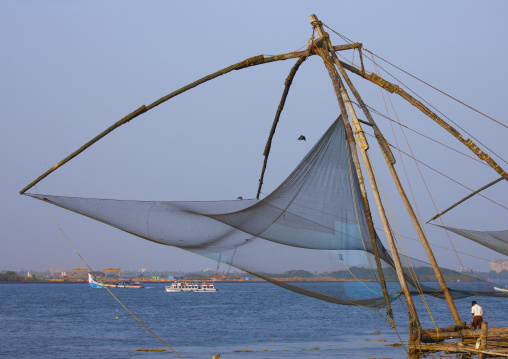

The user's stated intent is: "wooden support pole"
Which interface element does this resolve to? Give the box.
[257,56,307,199]
[309,14,420,333]
[327,48,463,326]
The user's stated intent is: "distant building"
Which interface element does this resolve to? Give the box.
[491,259,508,273]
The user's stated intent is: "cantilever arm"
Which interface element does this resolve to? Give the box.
[20,44,360,195]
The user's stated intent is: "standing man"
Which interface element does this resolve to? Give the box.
[471,301,483,330]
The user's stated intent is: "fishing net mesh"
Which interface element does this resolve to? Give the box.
[27,119,503,310]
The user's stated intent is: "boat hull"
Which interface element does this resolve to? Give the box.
[88,273,144,288]
[165,281,217,292]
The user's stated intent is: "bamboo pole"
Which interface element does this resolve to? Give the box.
[309,14,421,332]
[336,60,508,182]
[19,105,147,195]
[327,48,463,327]
[257,56,307,199]
[427,176,504,222]
[20,45,360,195]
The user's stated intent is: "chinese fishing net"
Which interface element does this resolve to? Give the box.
[26,118,504,310]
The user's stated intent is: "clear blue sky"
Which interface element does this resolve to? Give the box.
[1,1,507,273]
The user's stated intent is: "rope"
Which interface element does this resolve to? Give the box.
[33,185,185,359]
[353,102,489,167]
[369,54,507,213]
[367,155,439,332]
[322,22,508,131]
[370,55,492,328]
[383,144,508,212]
[259,187,503,267]
[363,54,508,167]
[368,55,439,328]
[363,49,508,130]
[345,135,384,294]
[322,22,507,168]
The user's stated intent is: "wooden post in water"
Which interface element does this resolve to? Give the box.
[479,322,488,351]
[309,14,420,335]
[326,45,464,327]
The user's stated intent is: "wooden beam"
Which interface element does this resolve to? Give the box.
[427,176,504,222]
[338,61,508,182]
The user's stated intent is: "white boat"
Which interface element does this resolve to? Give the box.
[165,280,217,292]
[494,286,508,293]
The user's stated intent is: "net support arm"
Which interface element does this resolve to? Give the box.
[338,61,508,182]
[427,176,504,223]
[256,56,307,199]
[20,44,361,195]
[19,105,148,195]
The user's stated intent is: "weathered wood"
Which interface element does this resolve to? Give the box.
[413,343,508,357]
[328,50,395,164]
[479,322,488,350]
[339,61,508,182]
[20,40,361,195]
[309,14,422,332]
[19,105,147,194]
[257,56,307,199]
[420,326,508,342]
[329,49,463,326]
[427,176,504,222]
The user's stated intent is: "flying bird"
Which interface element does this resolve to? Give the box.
[298,135,306,141]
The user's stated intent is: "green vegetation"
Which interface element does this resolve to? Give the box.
[0,271,29,281]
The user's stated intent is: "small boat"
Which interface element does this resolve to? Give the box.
[165,280,217,292]
[88,273,144,288]
[494,286,508,293]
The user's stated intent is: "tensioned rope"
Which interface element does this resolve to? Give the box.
[345,126,385,294]
[323,23,508,168]
[367,155,439,332]
[260,186,507,267]
[369,54,492,327]
[33,185,185,359]
[353,102,489,166]
[322,23,508,130]
[342,131,407,350]
[364,55,508,167]
[380,143,508,212]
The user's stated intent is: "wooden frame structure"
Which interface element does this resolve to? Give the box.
[19,13,508,357]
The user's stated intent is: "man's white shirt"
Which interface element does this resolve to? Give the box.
[472,304,483,316]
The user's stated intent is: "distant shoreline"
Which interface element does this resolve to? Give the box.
[0,278,370,284]
[3,278,504,284]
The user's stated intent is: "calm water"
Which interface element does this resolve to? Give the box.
[1,282,507,358]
